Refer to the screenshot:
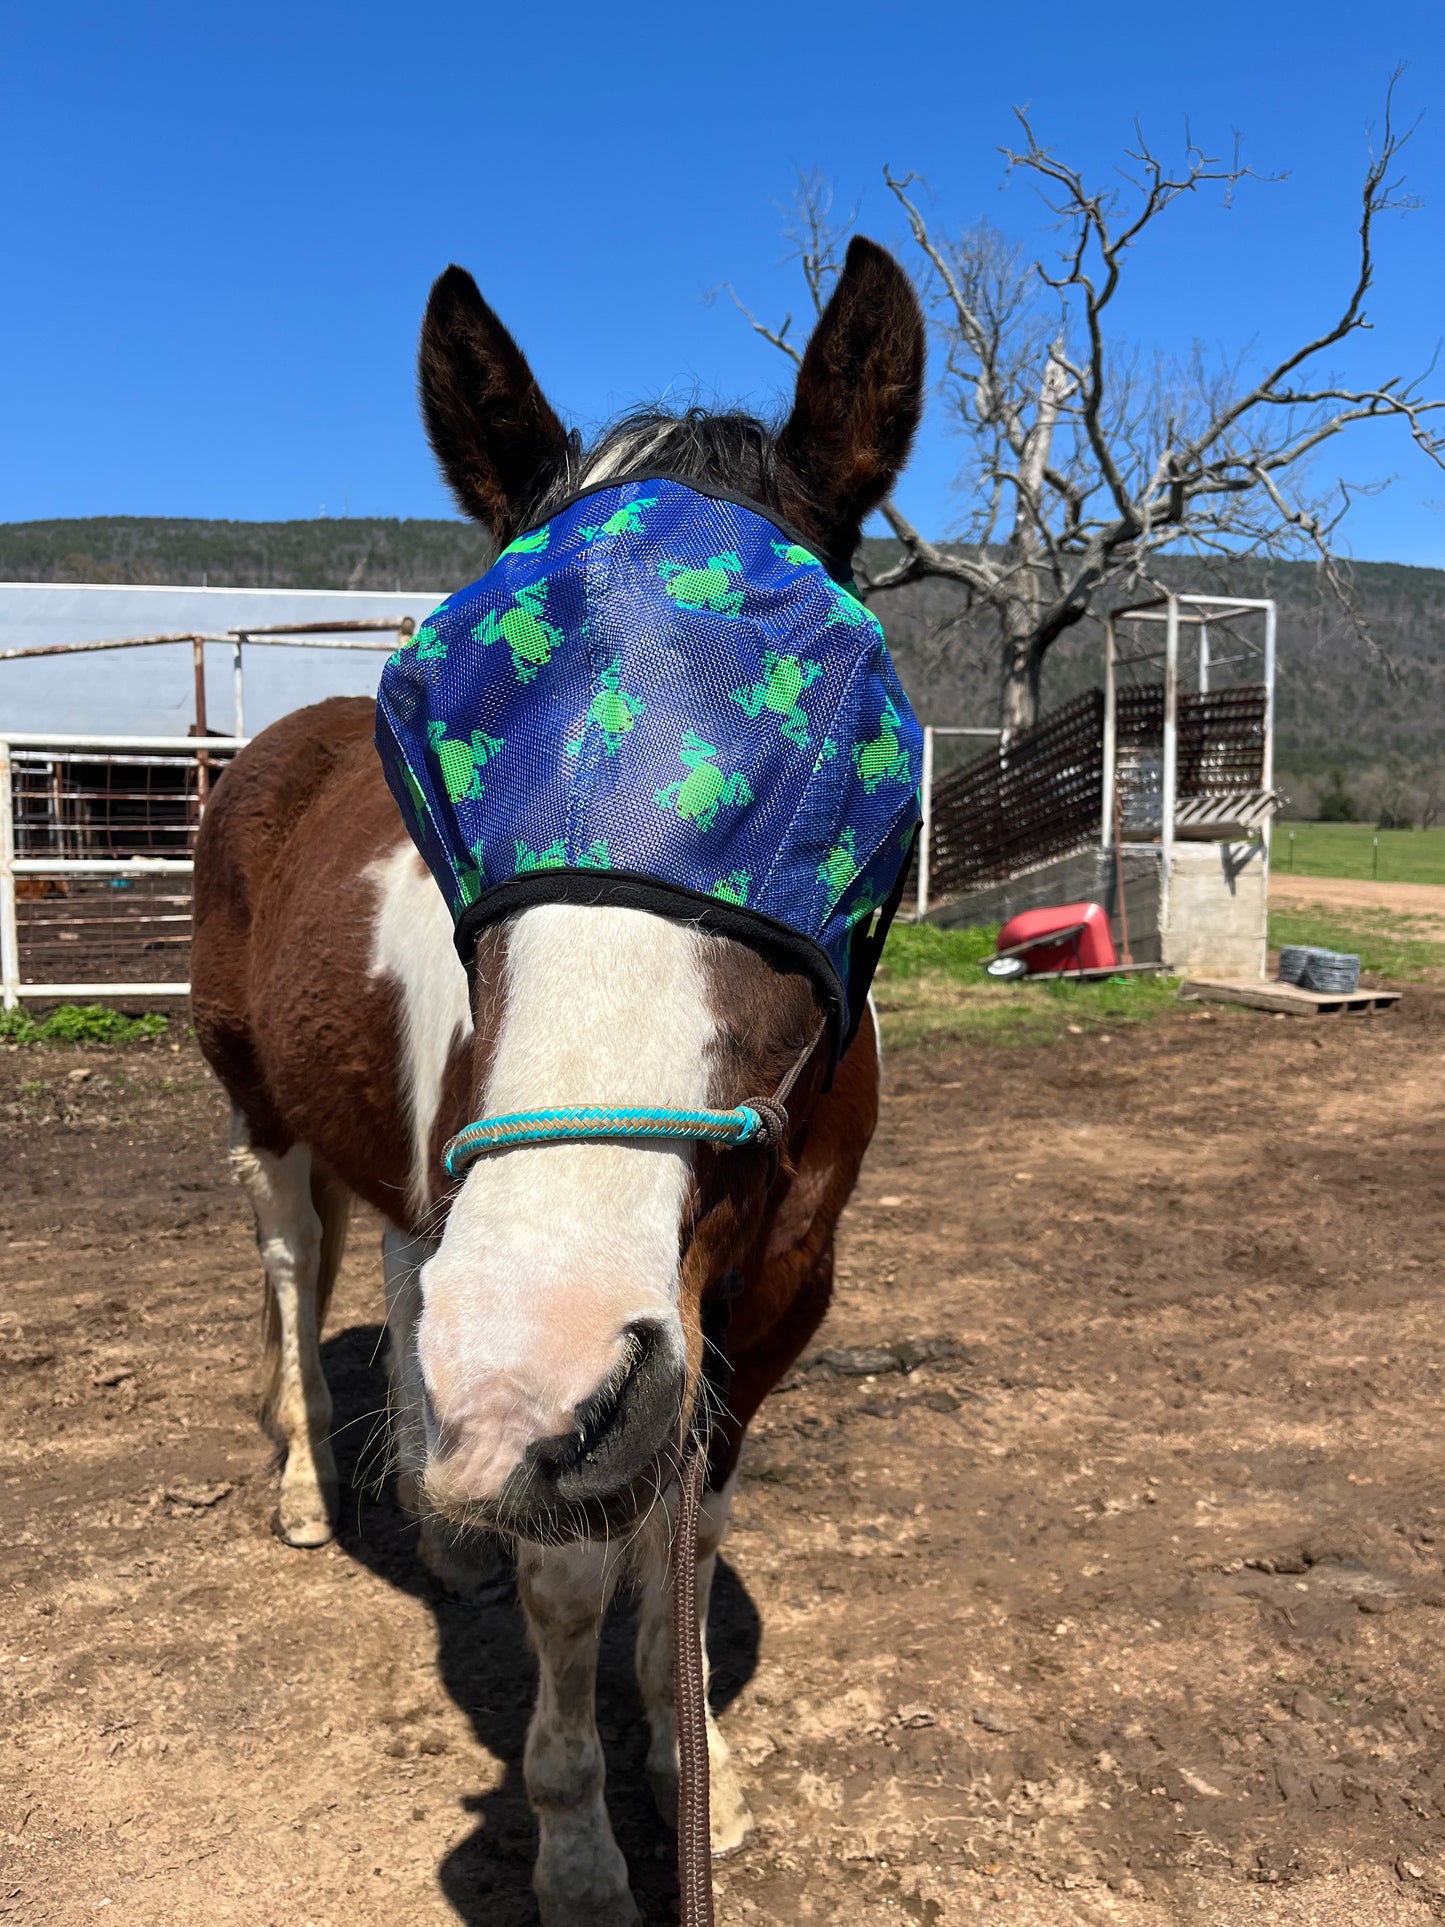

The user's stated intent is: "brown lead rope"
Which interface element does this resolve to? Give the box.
[439,1024,824,1918]
[673,1443,715,1927]
[672,1026,825,1926]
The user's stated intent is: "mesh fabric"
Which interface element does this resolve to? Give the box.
[374,477,922,1055]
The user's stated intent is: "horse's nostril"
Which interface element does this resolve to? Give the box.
[565,1322,657,1467]
[504,1320,684,1524]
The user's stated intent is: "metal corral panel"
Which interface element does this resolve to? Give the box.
[0,582,447,736]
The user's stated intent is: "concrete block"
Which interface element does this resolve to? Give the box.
[1163,841,1266,980]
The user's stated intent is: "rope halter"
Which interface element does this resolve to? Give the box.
[439,1023,823,1183]
[442,1099,787,1179]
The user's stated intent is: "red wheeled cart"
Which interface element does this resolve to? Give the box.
[985,901,1121,981]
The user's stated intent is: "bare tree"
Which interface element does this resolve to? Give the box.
[724,84,1445,731]
[1419,766,1443,832]
[1368,753,1417,829]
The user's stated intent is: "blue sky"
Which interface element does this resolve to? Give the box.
[3,1,1442,564]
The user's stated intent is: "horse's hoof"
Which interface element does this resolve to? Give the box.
[708,1758,755,1857]
[274,1453,337,1547]
[648,1752,752,1855]
[271,1506,334,1548]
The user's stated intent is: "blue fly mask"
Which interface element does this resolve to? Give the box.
[374,475,922,1073]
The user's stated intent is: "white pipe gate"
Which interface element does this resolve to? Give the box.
[0,620,412,1009]
[0,732,249,1007]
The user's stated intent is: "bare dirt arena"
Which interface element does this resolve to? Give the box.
[5,996,1445,1926]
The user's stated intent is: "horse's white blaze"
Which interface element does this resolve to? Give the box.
[419,903,713,1503]
[365,842,474,1216]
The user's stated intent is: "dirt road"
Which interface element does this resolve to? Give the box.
[1268,874,1445,924]
[5,997,1445,1925]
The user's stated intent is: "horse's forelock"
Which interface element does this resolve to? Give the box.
[520,407,829,549]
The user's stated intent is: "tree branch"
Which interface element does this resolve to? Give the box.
[725,81,1439,727]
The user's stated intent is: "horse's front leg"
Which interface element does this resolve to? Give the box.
[633,1473,753,1854]
[229,1115,337,1546]
[516,1537,638,1927]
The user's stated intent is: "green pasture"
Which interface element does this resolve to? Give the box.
[873,921,1177,1048]
[0,1003,168,1045]
[1266,906,1445,984]
[878,896,1445,1049]
[1273,821,1445,885]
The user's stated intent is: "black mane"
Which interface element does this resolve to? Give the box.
[524,406,828,548]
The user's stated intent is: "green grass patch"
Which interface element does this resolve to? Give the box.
[1268,908,1445,984]
[1273,821,1445,885]
[872,920,999,982]
[0,1003,168,1046]
[874,920,1178,1048]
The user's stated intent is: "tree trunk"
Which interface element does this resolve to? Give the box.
[998,344,1069,735]
[1000,630,1044,733]
[999,560,1045,733]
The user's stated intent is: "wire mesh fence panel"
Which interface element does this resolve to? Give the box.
[1116,686,1268,835]
[1178,687,1268,795]
[1116,687,1166,837]
[15,875,193,985]
[929,692,1105,899]
[10,748,235,860]
[922,681,1270,905]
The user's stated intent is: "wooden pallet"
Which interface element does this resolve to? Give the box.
[1180,978,1401,1017]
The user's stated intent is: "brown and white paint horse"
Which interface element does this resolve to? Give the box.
[191,237,924,1927]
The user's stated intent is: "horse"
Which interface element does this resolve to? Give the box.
[190,235,924,1927]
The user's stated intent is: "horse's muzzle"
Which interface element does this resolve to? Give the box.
[424,1319,688,1539]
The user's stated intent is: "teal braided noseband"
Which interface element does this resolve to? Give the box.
[441,1024,825,1183]
[442,1103,772,1180]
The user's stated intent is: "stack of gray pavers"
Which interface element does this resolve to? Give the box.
[1278,945,1361,994]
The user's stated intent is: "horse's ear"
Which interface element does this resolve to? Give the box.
[418,266,570,543]
[778,237,926,562]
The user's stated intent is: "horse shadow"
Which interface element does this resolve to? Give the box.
[321,1321,761,1927]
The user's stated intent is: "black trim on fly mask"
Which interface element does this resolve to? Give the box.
[455,869,890,1071]
[842,822,917,1036]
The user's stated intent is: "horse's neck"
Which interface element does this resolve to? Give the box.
[365,842,473,1219]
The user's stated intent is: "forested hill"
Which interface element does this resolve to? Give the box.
[853,545,1445,784]
[3,515,1442,781]
[0,515,492,597]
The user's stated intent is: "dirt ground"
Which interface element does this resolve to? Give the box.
[5,994,1445,1927]
[1267,875,1445,925]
